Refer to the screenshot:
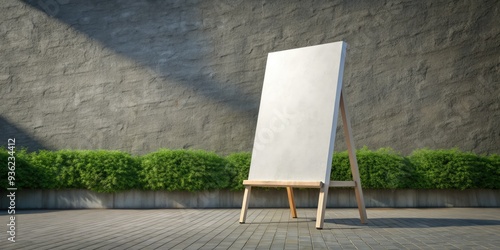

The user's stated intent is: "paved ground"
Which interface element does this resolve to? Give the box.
[1,208,499,249]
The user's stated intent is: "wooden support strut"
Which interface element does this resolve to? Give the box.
[315,185,329,229]
[339,92,368,224]
[239,186,251,224]
[286,187,297,218]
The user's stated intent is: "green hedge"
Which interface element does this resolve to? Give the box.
[331,147,414,189]
[1,149,140,192]
[140,149,231,191]
[0,149,41,190]
[225,152,251,191]
[1,147,498,192]
[408,149,500,190]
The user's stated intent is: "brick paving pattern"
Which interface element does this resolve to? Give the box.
[1,208,499,249]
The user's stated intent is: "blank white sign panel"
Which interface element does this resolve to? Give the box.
[249,42,347,184]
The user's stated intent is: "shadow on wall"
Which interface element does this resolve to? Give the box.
[15,0,270,154]
[13,0,500,155]
[15,0,381,154]
[0,116,50,151]
[21,0,260,113]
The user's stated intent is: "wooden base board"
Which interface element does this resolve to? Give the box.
[242,180,323,188]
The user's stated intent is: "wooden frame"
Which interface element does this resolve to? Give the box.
[239,91,367,229]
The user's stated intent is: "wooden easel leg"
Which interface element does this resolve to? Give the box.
[315,186,329,229]
[239,186,252,224]
[286,187,297,218]
[353,182,367,223]
[340,92,368,224]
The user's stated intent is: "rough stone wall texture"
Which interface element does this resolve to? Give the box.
[1,0,499,155]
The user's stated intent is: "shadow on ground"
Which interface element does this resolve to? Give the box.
[325,218,500,228]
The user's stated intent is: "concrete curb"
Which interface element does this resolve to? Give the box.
[1,189,499,209]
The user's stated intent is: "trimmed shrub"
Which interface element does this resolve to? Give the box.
[0,148,41,190]
[140,149,231,191]
[331,147,413,189]
[226,152,252,191]
[28,150,84,189]
[408,148,494,190]
[487,154,500,189]
[77,150,140,192]
[330,150,351,182]
[28,150,140,192]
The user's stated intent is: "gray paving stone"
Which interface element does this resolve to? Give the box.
[1,208,500,249]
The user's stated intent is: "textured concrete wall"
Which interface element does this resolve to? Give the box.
[1,0,499,155]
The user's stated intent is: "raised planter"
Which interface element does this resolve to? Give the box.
[1,189,499,209]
